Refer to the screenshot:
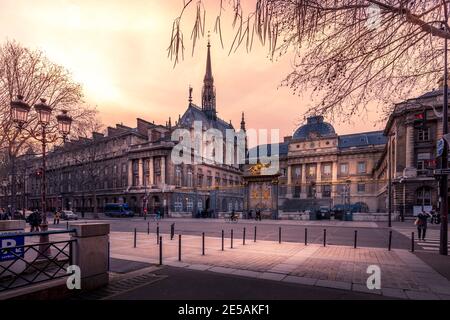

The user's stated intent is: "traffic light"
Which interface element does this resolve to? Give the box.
[413,110,427,129]
[35,169,43,178]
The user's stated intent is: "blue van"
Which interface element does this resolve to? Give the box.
[104,203,134,218]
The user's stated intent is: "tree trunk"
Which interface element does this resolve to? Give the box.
[93,190,99,219]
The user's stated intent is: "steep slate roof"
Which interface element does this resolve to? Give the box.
[178,103,234,135]
[338,131,386,149]
[248,142,289,160]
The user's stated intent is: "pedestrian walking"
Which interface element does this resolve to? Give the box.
[415,211,431,241]
[27,211,42,232]
[53,210,61,225]
[255,209,262,221]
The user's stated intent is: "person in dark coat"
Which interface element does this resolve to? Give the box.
[416,211,431,241]
[27,211,42,232]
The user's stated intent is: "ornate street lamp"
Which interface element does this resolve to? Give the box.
[56,110,73,139]
[9,95,31,215]
[10,95,31,127]
[34,98,52,125]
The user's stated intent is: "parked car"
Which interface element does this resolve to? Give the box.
[61,210,78,220]
[104,203,134,218]
[331,205,346,220]
[316,206,331,220]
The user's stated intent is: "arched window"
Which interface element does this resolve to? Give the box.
[416,187,432,206]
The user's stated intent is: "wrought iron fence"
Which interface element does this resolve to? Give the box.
[0,229,76,292]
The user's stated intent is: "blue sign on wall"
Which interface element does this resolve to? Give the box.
[437,138,445,158]
[0,232,25,262]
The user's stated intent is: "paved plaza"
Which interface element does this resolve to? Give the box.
[19,217,449,300]
[108,229,450,300]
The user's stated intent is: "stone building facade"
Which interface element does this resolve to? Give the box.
[260,116,387,213]
[21,42,245,217]
[374,84,450,217]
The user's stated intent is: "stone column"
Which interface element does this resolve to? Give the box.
[127,160,133,187]
[300,164,307,199]
[138,158,144,187]
[149,157,154,186]
[161,156,166,185]
[316,162,322,198]
[405,123,414,168]
[286,165,292,198]
[70,223,110,291]
[331,161,338,199]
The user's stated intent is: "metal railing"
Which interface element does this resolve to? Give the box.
[0,229,76,292]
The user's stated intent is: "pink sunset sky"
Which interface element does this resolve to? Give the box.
[0,0,386,140]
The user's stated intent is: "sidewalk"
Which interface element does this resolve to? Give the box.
[109,231,450,300]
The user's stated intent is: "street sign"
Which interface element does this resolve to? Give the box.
[437,138,445,158]
[0,232,25,262]
[434,168,450,175]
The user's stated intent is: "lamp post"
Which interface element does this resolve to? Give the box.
[440,21,449,256]
[9,95,31,216]
[11,96,72,256]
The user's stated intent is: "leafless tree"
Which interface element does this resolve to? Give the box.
[0,40,101,212]
[169,1,450,121]
[0,40,100,160]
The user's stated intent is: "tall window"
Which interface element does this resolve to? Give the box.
[174,196,183,212]
[307,184,316,198]
[307,164,316,177]
[175,166,182,187]
[417,153,431,173]
[322,185,331,198]
[357,161,366,174]
[187,169,193,187]
[416,187,431,206]
[292,165,301,183]
[186,197,193,211]
[417,128,430,142]
[197,174,203,187]
[357,183,366,193]
[322,163,332,177]
[340,163,348,175]
[132,160,139,186]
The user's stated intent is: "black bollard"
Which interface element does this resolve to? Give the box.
[254,226,257,242]
[134,228,137,248]
[171,223,175,240]
[243,228,246,245]
[231,229,234,249]
[411,232,415,252]
[178,234,182,261]
[147,222,150,235]
[66,221,69,230]
[323,229,326,247]
[157,225,160,244]
[354,230,358,249]
[388,230,392,251]
[107,240,110,271]
[221,230,224,251]
[305,228,308,246]
[159,236,163,265]
[202,232,205,256]
[279,227,282,244]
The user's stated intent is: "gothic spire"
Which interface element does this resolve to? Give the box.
[202,34,217,120]
[240,112,246,131]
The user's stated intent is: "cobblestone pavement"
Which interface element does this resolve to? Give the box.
[109,231,450,300]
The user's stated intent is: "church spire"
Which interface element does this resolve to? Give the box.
[240,112,246,131]
[202,33,217,120]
